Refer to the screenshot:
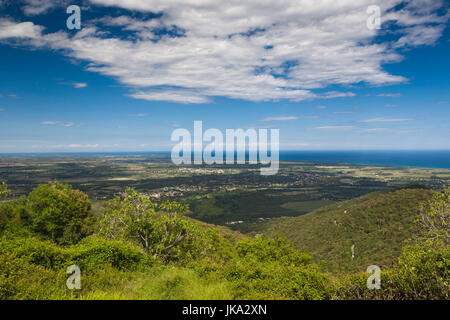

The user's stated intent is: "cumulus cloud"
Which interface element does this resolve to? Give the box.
[20,0,70,16]
[0,18,43,39]
[0,0,448,103]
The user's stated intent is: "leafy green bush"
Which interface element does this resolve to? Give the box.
[0,182,10,198]
[191,235,331,300]
[99,188,213,263]
[0,235,151,272]
[0,237,70,270]
[0,251,68,300]
[337,242,450,300]
[418,186,449,244]
[0,196,32,237]
[395,243,449,299]
[72,236,151,271]
[27,182,94,245]
[219,258,333,299]
[235,235,313,266]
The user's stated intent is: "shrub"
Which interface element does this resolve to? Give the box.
[72,236,151,271]
[0,237,70,270]
[99,188,210,263]
[201,236,332,300]
[337,243,450,300]
[235,235,313,266]
[418,186,449,245]
[0,196,31,236]
[0,251,68,300]
[221,259,333,299]
[395,243,449,299]
[0,182,10,198]
[0,235,152,272]
[27,181,94,245]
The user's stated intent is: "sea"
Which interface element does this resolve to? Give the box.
[2,150,450,170]
[278,150,450,170]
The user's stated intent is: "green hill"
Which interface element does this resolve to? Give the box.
[250,187,434,273]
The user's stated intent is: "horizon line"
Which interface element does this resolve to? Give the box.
[1,149,450,155]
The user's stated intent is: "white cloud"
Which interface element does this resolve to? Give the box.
[358,117,414,123]
[40,120,76,127]
[259,116,299,121]
[0,19,43,39]
[374,93,402,97]
[40,121,58,125]
[395,25,445,48]
[72,82,88,88]
[48,144,100,149]
[128,90,212,104]
[281,142,320,148]
[362,128,390,133]
[20,0,69,16]
[129,113,150,117]
[68,144,99,148]
[0,0,448,103]
[314,125,356,130]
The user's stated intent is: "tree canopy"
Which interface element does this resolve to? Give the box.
[27,181,93,245]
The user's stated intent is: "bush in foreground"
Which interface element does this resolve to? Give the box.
[27,182,94,245]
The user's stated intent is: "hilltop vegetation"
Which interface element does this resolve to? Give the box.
[0,182,448,300]
[249,187,435,273]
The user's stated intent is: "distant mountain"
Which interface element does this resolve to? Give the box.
[251,187,434,273]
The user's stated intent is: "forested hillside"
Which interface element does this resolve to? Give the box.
[251,187,435,273]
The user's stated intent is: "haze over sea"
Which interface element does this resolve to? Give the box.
[4,150,449,170]
[115,150,450,169]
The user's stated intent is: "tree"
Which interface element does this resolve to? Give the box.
[27,181,93,245]
[419,186,449,245]
[0,182,10,198]
[100,188,203,262]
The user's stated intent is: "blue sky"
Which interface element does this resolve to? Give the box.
[0,0,449,152]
